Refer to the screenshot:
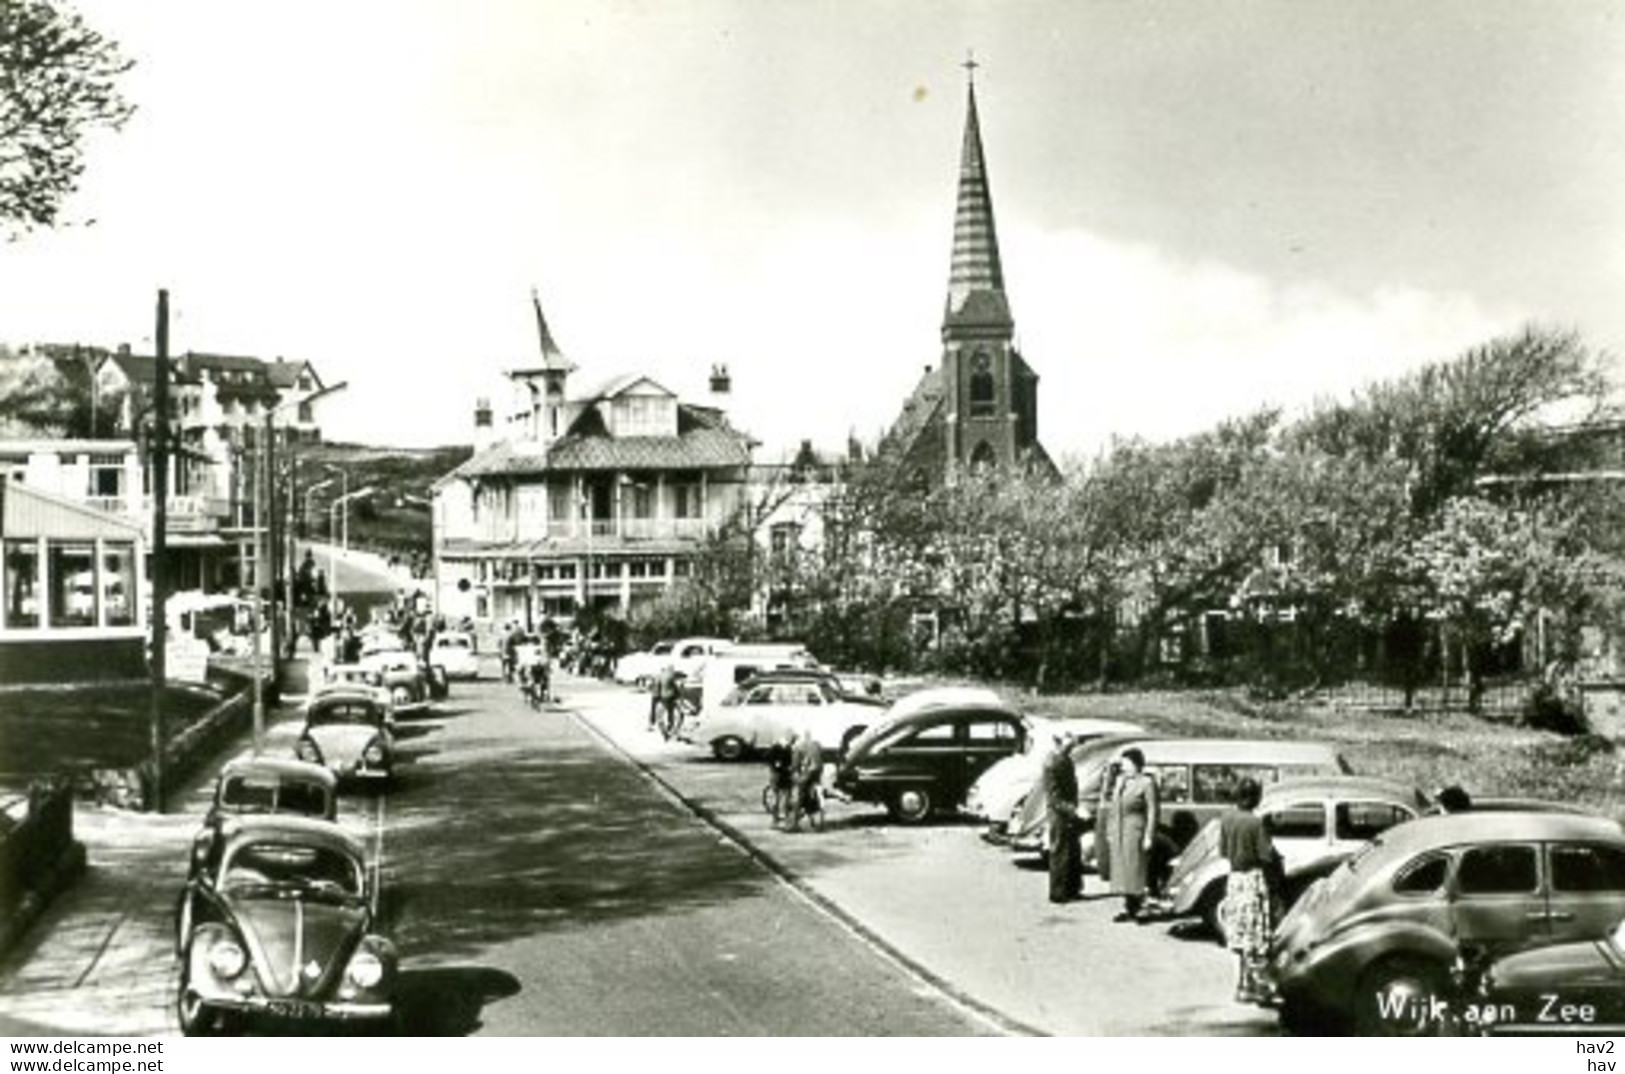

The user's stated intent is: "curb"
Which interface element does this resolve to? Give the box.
[566,707,1043,1038]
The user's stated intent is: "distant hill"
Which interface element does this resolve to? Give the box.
[296,441,472,562]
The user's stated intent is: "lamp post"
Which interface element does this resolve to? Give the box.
[329,485,374,600]
[304,477,335,545]
[264,380,347,696]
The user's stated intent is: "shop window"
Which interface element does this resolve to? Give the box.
[49,542,97,628]
[5,540,39,628]
[103,543,137,627]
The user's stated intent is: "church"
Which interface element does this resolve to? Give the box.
[878,68,1055,481]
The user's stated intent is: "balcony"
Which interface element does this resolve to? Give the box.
[531,517,708,542]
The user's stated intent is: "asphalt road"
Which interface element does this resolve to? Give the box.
[380,675,990,1035]
[0,668,990,1036]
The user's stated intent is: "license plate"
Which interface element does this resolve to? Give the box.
[266,999,323,1020]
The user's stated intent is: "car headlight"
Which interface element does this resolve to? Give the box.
[346,949,385,989]
[296,737,323,764]
[363,740,386,765]
[207,937,247,979]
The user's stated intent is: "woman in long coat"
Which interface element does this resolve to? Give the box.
[1108,747,1159,922]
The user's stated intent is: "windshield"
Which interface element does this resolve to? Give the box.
[307,702,382,728]
[220,776,330,818]
[222,841,362,899]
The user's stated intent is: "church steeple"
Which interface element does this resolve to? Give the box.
[945,63,1010,332]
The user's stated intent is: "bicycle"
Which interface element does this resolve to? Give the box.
[659,695,697,741]
[765,779,823,831]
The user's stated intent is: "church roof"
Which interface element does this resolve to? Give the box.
[945,81,1009,327]
[875,367,945,468]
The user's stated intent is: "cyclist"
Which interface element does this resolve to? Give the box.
[522,643,551,707]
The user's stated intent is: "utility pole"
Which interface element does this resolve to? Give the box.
[149,290,170,813]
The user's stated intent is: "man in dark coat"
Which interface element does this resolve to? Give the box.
[1042,733,1083,903]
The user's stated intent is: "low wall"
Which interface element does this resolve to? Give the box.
[0,636,146,684]
[84,668,258,811]
[0,781,86,957]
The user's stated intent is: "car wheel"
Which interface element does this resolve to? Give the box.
[1355,955,1448,1037]
[889,787,933,823]
[712,736,748,762]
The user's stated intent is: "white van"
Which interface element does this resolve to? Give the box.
[695,644,817,716]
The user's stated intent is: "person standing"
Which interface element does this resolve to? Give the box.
[1107,747,1159,922]
[654,663,683,739]
[1218,777,1275,1003]
[765,732,794,828]
[786,727,824,833]
[1041,733,1082,903]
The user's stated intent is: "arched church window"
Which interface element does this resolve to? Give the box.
[969,351,996,417]
[969,441,997,469]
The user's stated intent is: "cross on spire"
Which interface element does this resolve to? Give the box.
[963,49,979,84]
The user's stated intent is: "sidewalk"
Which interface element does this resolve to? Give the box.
[561,674,1279,1037]
[0,711,310,1036]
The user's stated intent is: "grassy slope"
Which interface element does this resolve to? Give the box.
[299,442,471,557]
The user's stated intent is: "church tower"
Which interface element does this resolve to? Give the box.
[938,65,1043,476]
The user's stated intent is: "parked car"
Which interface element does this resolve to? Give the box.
[358,649,433,710]
[1163,775,1431,938]
[683,669,882,761]
[1475,917,1625,1035]
[188,758,338,880]
[317,666,395,713]
[427,631,479,680]
[1267,810,1625,1035]
[692,645,818,711]
[614,640,677,686]
[964,717,1146,839]
[1008,736,1353,859]
[174,815,395,1034]
[833,697,1034,822]
[296,693,394,784]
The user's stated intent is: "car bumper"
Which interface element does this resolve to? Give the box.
[206,994,392,1022]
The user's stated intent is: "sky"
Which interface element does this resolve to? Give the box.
[3,0,1623,464]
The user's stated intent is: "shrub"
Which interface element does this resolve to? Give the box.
[1522,681,1591,737]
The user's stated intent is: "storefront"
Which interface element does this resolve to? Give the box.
[0,478,148,684]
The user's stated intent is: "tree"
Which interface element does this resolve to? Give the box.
[1288,326,1612,517]
[1,0,134,232]
[0,345,126,436]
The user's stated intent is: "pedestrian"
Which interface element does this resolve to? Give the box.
[1218,777,1276,1003]
[1107,747,1159,923]
[765,732,794,827]
[654,663,683,739]
[501,622,521,683]
[786,727,824,833]
[1435,784,1473,813]
[1042,733,1083,903]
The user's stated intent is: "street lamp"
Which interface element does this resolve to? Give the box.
[304,477,336,544]
[329,485,375,601]
[260,379,346,715]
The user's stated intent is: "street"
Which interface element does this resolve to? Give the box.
[0,668,990,1036]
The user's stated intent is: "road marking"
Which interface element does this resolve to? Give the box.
[565,702,1035,1038]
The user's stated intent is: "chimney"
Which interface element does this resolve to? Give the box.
[472,396,495,451]
[118,343,131,356]
[709,363,731,396]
